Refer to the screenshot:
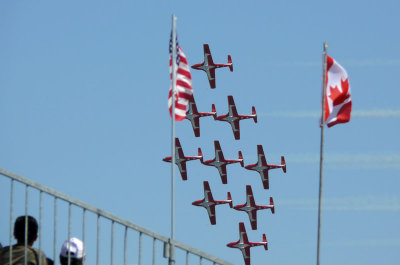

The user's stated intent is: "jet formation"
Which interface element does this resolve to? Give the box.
[163,43,287,265]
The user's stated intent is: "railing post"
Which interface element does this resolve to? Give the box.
[68,203,72,265]
[39,191,43,265]
[152,238,156,265]
[138,232,143,265]
[9,179,14,265]
[111,221,114,265]
[124,227,128,265]
[96,214,100,265]
[24,185,29,265]
[53,198,58,263]
[82,208,86,258]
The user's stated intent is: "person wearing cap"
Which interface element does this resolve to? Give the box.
[59,237,85,265]
[0,215,48,265]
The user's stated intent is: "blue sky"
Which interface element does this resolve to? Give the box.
[1,1,399,265]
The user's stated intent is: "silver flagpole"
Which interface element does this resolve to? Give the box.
[170,14,177,265]
[317,42,328,265]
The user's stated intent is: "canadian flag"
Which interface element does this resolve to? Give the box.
[324,56,352,127]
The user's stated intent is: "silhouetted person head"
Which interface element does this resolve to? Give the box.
[13,215,38,246]
[59,237,85,265]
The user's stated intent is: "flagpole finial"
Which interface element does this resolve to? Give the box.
[323,42,328,52]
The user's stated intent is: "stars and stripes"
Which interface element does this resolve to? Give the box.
[168,33,193,121]
[324,55,352,127]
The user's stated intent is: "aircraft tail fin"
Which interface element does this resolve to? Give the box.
[270,197,275,214]
[238,151,244,167]
[263,234,268,250]
[281,156,286,173]
[252,106,257,123]
[227,55,233,72]
[211,104,217,118]
[227,192,233,208]
[198,148,204,163]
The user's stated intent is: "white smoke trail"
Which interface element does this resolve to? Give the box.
[282,153,400,170]
[326,238,400,248]
[260,109,400,118]
[244,153,400,170]
[260,111,320,118]
[352,109,400,118]
[279,195,400,212]
[265,59,400,68]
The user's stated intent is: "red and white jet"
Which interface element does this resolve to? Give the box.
[162,138,202,181]
[233,185,274,230]
[191,44,233,89]
[199,140,244,184]
[185,96,216,137]
[227,222,268,265]
[245,145,286,189]
[214,95,257,140]
[192,181,233,225]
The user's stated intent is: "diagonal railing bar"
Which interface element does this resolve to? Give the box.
[0,168,234,265]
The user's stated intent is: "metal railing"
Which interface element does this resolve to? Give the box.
[0,168,234,265]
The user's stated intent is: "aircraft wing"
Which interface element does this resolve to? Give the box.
[231,120,241,140]
[203,44,214,65]
[217,165,228,184]
[241,248,251,265]
[246,186,258,229]
[189,116,200,137]
[176,161,188,181]
[203,181,216,225]
[239,223,249,244]
[246,186,256,206]
[260,170,269,189]
[186,99,201,137]
[257,145,267,165]
[203,44,216,88]
[175,138,185,158]
[248,210,258,230]
[188,97,198,114]
[228,96,239,117]
[204,181,214,202]
[214,141,225,161]
[207,69,216,89]
[238,223,251,265]
[207,204,216,225]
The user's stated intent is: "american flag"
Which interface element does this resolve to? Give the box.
[168,33,193,121]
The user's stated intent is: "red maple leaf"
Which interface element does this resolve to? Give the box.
[329,78,350,106]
